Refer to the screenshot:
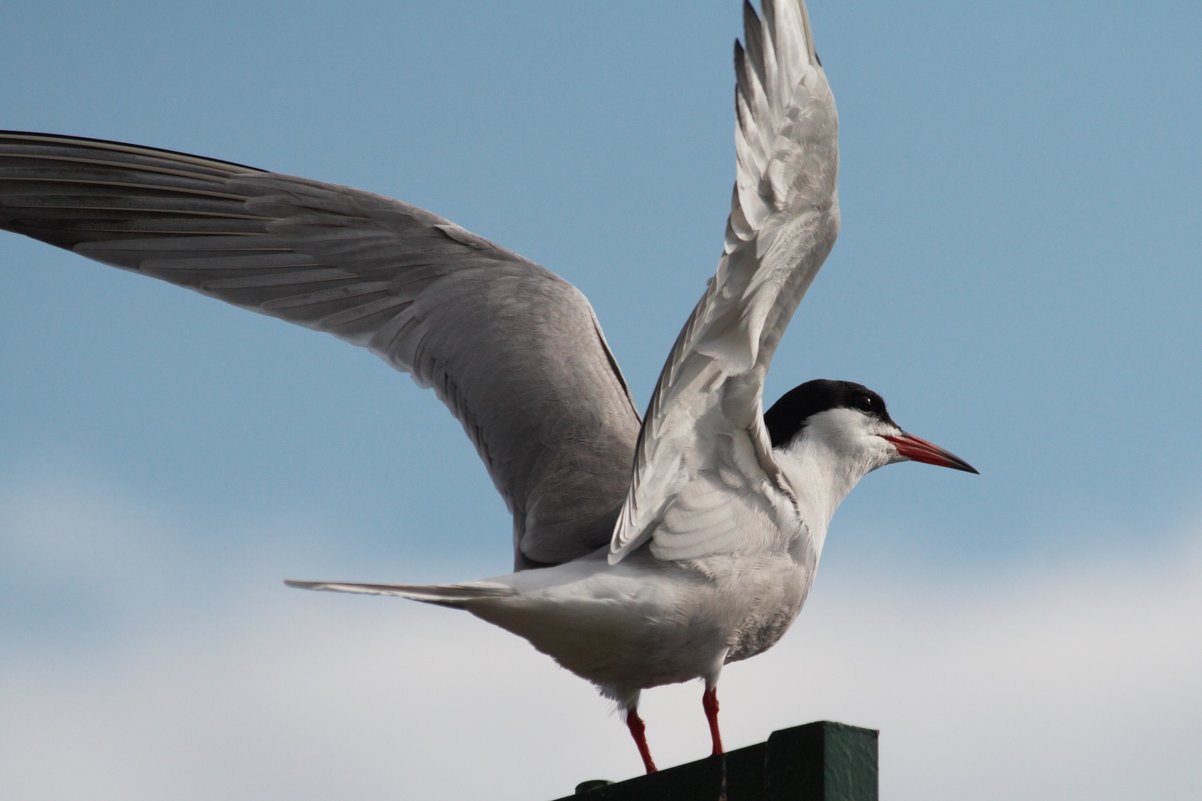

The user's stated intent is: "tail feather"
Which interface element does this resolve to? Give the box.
[284,578,515,608]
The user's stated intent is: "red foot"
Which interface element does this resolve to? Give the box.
[625,707,658,774]
[703,685,724,756]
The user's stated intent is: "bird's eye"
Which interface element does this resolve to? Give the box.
[855,395,874,412]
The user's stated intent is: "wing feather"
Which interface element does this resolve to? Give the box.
[609,0,838,563]
[0,131,640,568]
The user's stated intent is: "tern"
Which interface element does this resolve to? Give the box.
[0,0,976,774]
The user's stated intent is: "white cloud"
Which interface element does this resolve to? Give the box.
[733,521,1202,801]
[2,474,1200,800]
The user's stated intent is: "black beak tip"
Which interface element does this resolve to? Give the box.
[956,460,981,476]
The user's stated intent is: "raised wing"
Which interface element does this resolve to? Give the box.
[0,132,640,568]
[609,0,839,563]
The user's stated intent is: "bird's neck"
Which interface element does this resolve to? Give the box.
[773,436,876,560]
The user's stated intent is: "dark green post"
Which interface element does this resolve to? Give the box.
[558,720,878,801]
[763,721,878,800]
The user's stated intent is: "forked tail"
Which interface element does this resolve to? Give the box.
[284,578,515,608]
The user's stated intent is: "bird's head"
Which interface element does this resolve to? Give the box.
[764,379,978,478]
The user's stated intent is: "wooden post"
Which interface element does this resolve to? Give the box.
[560,721,878,801]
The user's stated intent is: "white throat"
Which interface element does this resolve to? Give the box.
[771,408,893,559]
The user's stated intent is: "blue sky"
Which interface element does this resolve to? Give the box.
[2,2,1200,799]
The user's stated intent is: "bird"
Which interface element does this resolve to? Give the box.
[0,0,976,775]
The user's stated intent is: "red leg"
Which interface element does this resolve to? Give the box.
[625,706,657,774]
[702,685,724,756]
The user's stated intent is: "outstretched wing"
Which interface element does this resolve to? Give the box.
[609,0,839,563]
[0,132,640,568]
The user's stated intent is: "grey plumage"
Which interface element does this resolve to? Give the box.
[0,132,640,569]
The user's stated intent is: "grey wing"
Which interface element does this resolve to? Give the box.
[609,0,839,563]
[0,131,640,568]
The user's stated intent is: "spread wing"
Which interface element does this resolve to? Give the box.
[609,0,839,563]
[0,132,641,569]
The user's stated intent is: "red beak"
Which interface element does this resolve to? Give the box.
[882,433,978,474]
